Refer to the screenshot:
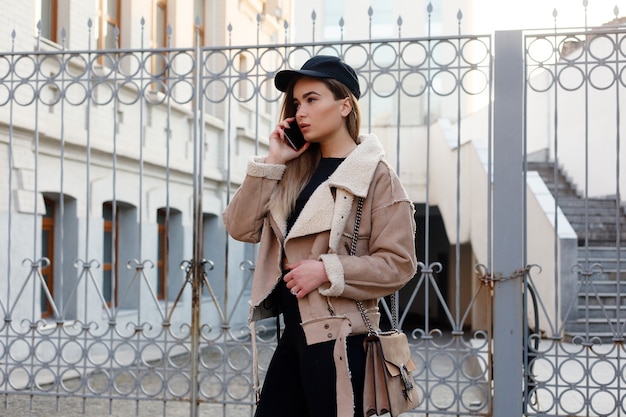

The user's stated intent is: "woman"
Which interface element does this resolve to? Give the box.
[222,55,417,417]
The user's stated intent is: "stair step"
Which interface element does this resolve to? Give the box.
[576,297,626,307]
[574,305,626,319]
[531,161,626,337]
[565,320,625,334]
[564,331,622,343]
[574,267,626,278]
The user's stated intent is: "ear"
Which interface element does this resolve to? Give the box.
[340,97,352,118]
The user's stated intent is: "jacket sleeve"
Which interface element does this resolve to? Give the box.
[319,163,417,300]
[222,156,285,243]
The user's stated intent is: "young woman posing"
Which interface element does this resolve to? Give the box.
[223,55,417,417]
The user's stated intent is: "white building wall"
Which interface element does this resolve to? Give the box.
[0,0,290,330]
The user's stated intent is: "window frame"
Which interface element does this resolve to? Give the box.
[39,0,58,43]
[98,0,122,50]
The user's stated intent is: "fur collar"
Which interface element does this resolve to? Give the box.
[278,134,385,244]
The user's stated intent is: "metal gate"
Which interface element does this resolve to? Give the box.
[1,6,625,417]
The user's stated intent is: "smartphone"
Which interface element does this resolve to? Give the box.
[283,120,306,150]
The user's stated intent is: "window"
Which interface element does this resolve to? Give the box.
[157,209,167,300]
[38,0,58,42]
[156,208,184,302]
[39,195,79,320]
[150,0,168,91]
[103,202,119,306]
[239,54,249,99]
[98,0,121,50]
[203,214,226,299]
[103,202,139,310]
[155,0,168,48]
[41,198,55,318]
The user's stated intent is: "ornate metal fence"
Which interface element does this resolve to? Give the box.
[522,20,626,417]
[2,5,625,417]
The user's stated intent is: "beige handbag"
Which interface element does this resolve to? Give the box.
[351,198,420,417]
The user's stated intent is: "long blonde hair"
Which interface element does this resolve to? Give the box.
[268,78,362,217]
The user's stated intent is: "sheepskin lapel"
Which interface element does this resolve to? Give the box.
[285,134,384,243]
[327,134,384,198]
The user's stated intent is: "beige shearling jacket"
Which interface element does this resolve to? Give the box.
[222,134,417,417]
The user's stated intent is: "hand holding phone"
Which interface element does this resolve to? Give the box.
[283,120,306,150]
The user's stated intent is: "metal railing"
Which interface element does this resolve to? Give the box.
[1,4,625,417]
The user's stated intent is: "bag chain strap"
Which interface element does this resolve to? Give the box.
[351,197,399,335]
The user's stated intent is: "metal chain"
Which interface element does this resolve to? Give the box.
[351,197,399,335]
[349,197,364,257]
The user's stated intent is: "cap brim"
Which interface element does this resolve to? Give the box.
[274,69,332,92]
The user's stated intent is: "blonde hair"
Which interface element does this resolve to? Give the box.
[268,78,362,217]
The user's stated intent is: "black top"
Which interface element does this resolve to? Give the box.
[277,157,346,330]
[286,157,345,236]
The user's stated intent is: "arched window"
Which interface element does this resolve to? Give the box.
[103,201,139,310]
[40,195,79,320]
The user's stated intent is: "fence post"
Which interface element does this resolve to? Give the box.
[493,30,524,417]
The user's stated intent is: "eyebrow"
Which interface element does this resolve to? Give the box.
[294,91,322,100]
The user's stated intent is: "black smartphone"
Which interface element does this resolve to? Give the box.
[283,120,306,150]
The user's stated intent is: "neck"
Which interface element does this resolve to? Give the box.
[319,134,357,158]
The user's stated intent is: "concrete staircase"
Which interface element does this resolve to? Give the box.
[528,161,626,340]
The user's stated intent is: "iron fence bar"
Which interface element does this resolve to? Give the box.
[613,14,624,341]
[423,2,433,336]
[454,14,463,333]
[189,21,204,417]
[223,23,235,340]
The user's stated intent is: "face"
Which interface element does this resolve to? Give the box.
[291,77,351,145]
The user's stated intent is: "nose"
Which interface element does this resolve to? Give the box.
[295,105,306,119]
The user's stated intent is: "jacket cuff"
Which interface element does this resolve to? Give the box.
[247,156,286,180]
[318,253,345,297]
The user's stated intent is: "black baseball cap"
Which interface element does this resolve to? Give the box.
[274,55,361,99]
